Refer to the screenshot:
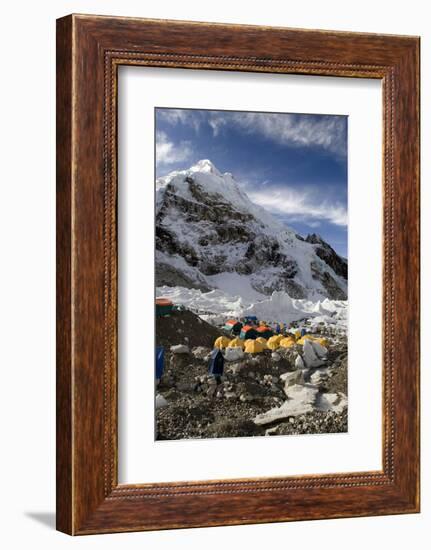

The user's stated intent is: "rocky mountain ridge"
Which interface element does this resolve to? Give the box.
[156,160,347,301]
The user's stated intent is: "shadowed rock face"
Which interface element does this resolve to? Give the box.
[310,262,347,301]
[156,165,348,300]
[306,233,348,279]
[155,263,212,292]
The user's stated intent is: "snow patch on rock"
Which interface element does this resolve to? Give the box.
[254,384,318,424]
[254,383,347,425]
[280,370,304,388]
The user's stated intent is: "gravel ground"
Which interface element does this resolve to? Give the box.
[156,309,348,440]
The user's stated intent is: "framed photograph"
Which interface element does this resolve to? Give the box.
[56,14,420,534]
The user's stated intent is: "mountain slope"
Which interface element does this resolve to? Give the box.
[155,159,347,301]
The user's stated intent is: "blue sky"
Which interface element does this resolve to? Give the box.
[155,108,348,257]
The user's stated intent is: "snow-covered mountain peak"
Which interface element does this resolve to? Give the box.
[156,160,267,226]
[155,160,348,301]
[157,162,280,232]
[189,159,221,176]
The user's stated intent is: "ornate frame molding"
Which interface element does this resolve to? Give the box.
[57,15,419,534]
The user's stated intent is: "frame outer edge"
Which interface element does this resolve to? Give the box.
[57,14,421,534]
[56,14,74,535]
[393,38,420,511]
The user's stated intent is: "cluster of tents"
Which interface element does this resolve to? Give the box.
[223,317,302,340]
[214,332,329,354]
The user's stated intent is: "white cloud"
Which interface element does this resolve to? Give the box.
[157,108,347,156]
[306,220,322,228]
[212,112,347,156]
[157,109,202,132]
[155,131,192,167]
[248,186,347,226]
[208,117,227,137]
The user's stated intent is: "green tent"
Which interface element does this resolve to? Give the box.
[156,298,173,317]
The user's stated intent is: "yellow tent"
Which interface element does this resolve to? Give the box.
[297,335,314,345]
[267,335,283,350]
[279,337,296,348]
[244,339,265,353]
[296,335,329,347]
[256,337,268,349]
[214,336,231,349]
[316,337,329,348]
[228,337,245,349]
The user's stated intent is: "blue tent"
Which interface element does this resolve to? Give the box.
[243,315,258,325]
[208,348,224,377]
[156,346,165,379]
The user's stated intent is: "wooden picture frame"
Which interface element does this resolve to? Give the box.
[56,14,420,535]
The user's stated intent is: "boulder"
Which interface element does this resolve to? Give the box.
[176,381,194,392]
[170,344,190,354]
[239,393,253,403]
[227,363,243,376]
[262,374,275,386]
[254,384,319,425]
[280,370,304,389]
[303,339,325,368]
[224,391,237,399]
[224,347,244,362]
[295,354,305,369]
[311,340,328,359]
[315,392,347,413]
[155,394,169,409]
[206,385,217,398]
[192,346,211,359]
[310,368,329,386]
